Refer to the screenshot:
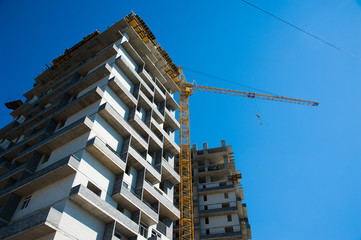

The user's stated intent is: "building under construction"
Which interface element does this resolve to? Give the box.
[0,13,181,240]
[174,141,252,240]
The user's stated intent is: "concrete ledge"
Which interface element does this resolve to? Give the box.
[69,184,138,237]
[198,206,238,216]
[161,158,180,185]
[112,183,158,226]
[98,103,148,152]
[86,136,126,174]
[143,180,179,221]
[197,185,234,194]
[108,77,137,108]
[0,155,79,200]
[127,146,161,183]
[0,207,62,240]
[200,231,242,239]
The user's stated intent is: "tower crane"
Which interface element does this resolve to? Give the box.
[125,13,319,240]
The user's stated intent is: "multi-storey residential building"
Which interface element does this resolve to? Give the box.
[0,13,180,240]
[174,140,252,240]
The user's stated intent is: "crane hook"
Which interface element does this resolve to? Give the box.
[256,114,263,127]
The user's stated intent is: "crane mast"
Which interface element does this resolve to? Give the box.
[125,13,318,240]
[177,70,194,240]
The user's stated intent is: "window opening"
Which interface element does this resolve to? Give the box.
[87,181,102,196]
[21,195,32,209]
[203,195,207,201]
[227,215,232,222]
[224,192,229,199]
[139,223,148,238]
[205,217,209,224]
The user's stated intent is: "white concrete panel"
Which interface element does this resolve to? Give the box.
[37,133,89,171]
[58,200,105,240]
[77,77,107,98]
[77,150,117,206]
[12,175,75,221]
[110,64,134,94]
[103,87,129,119]
[116,44,138,72]
[91,115,123,152]
[64,101,100,128]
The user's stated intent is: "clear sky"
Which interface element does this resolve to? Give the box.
[0,0,360,239]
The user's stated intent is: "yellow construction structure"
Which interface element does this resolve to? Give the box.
[125,12,318,240]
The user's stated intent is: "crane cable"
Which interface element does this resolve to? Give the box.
[240,0,361,62]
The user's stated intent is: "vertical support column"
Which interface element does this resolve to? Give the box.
[19,151,42,180]
[103,221,116,240]
[0,193,21,227]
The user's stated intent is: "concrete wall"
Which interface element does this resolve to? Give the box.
[101,86,129,120]
[58,200,105,240]
[37,133,89,171]
[89,115,124,153]
[73,150,117,207]
[110,64,134,94]
[12,175,74,221]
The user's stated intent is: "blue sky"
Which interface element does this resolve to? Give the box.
[0,0,360,239]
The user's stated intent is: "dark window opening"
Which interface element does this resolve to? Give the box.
[225,226,234,233]
[227,215,232,222]
[205,217,209,224]
[206,229,210,235]
[224,192,229,199]
[21,195,32,209]
[222,203,230,208]
[87,181,101,196]
[203,195,207,201]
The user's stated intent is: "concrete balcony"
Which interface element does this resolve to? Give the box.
[128,114,162,152]
[98,103,147,153]
[0,207,62,240]
[164,108,179,131]
[86,137,126,174]
[15,116,93,163]
[5,104,56,140]
[112,182,158,226]
[108,77,137,108]
[162,132,180,157]
[198,206,238,217]
[0,163,25,192]
[54,86,103,122]
[0,155,79,205]
[200,231,243,239]
[69,184,138,238]
[0,127,46,161]
[138,91,153,112]
[114,56,147,92]
[196,163,232,177]
[152,107,164,124]
[143,180,179,221]
[120,40,145,68]
[197,184,234,195]
[67,63,112,96]
[166,91,179,111]
[127,146,160,183]
[138,65,156,91]
[153,83,166,103]
[161,158,180,185]
[23,87,102,137]
[76,44,118,75]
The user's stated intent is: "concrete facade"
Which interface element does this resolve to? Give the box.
[174,141,252,240]
[0,16,180,240]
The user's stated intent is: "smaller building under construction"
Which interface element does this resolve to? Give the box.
[174,140,252,240]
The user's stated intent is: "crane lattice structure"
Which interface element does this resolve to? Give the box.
[125,12,318,240]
